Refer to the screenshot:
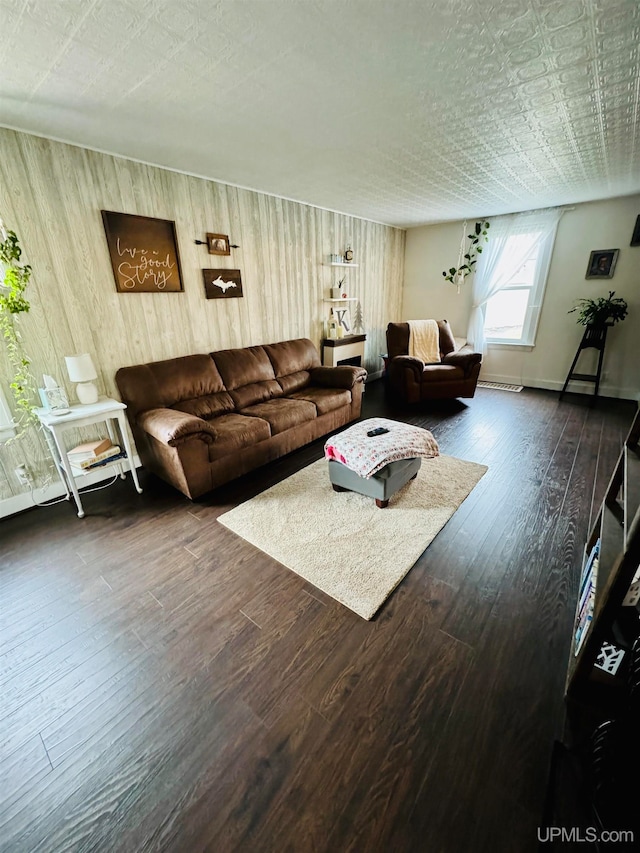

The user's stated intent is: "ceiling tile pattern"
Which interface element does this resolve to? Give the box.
[0,0,638,227]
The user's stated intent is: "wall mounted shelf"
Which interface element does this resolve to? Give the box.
[324,297,358,303]
[329,262,359,268]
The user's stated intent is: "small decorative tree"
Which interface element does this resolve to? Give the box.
[0,220,38,432]
[353,301,365,334]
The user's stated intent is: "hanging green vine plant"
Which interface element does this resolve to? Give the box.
[0,223,38,432]
[442,220,490,293]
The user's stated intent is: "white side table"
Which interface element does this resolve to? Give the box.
[36,397,142,518]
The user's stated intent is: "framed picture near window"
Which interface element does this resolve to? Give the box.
[206,233,230,255]
[585,249,619,279]
[101,210,184,292]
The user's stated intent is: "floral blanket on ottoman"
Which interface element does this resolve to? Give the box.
[324,417,439,479]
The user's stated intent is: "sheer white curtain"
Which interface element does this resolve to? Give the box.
[467,207,564,353]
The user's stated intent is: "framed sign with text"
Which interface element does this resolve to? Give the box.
[101,210,184,293]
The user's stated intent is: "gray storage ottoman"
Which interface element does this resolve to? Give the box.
[328,456,421,508]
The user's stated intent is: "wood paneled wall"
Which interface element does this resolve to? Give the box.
[0,129,404,502]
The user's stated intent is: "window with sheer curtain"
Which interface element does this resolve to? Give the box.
[483,229,556,345]
[467,208,563,353]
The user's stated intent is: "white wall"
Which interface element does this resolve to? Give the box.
[403,220,476,333]
[403,196,640,400]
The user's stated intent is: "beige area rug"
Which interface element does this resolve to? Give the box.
[218,456,487,620]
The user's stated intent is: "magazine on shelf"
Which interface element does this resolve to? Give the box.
[574,555,599,655]
[577,539,600,602]
[576,555,599,622]
[574,615,593,656]
[576,581,595,627]
[573,539,600,631]
[574,587,596,655]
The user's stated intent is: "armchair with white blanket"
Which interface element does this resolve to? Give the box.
[385,320,482,403]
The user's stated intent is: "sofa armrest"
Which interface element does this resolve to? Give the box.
[137,408,218,447]
[442,347,482,377]
[309,365,367,389]
[389,355,424,384]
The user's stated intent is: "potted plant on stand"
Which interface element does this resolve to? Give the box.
[568,290,628,327]
[560,291,628,401]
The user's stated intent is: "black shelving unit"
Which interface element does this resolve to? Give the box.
[565,408,640,704]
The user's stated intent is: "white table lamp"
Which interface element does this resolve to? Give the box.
[65,353,98,404]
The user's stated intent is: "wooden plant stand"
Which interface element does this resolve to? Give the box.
[560,323,611,402]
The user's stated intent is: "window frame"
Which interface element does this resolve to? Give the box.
[483,227,556,348]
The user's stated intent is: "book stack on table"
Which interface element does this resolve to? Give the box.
[67,438,126,474]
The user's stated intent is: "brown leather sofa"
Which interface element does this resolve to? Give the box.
[116,338,367,499]
[386,321,482,403]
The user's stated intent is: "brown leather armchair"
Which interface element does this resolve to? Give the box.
[385,321,482,403]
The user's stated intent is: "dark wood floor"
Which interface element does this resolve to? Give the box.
[0,381,636,853]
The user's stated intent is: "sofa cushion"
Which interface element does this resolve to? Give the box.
[212,345,282,409]
[278,369,312,395]
[212,345,275,388]
[228,380,282,410]
[437,320,457,356]
[310,365,367,389]
[116,354,232,420]
[421,364,465,382]
[240,398,317,434]
[264,338,321,379]
[138,407,218,446]
[207,413,272,462]
[441,348,483,376]
[265,338,322,396]
[287,387,351,415]
[173,393,235,420]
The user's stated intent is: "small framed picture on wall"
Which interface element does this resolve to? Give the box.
[585,249,619,279]
[206,233,230,255]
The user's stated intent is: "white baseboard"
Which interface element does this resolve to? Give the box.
[479,372,639,401]
[365,370,383,383]
[0,455,142,520]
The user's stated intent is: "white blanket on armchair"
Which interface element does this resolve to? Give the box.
[408,320,441,363]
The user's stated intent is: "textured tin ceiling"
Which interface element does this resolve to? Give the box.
[1,0,639,227]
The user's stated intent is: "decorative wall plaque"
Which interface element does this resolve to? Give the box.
[203,268,243,299]
[101,210,184,293]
